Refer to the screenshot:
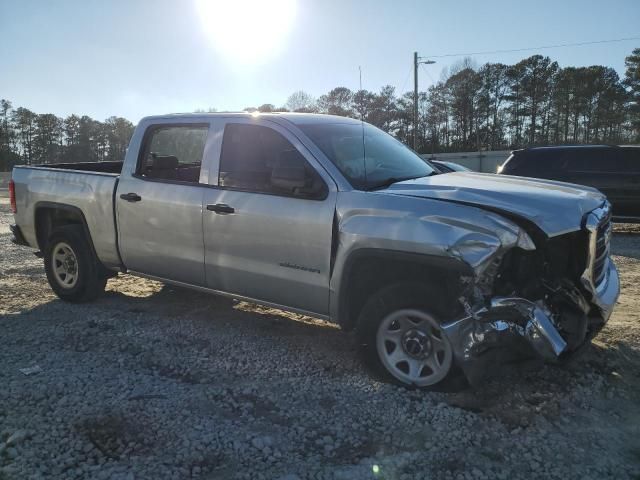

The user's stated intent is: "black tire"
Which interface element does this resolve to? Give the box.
[44,225,107,303]
[356,282,461,390]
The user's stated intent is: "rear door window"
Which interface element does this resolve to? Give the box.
[139,124,208,183]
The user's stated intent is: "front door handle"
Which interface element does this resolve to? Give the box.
[207,203,235,214]
[120,192,142,202]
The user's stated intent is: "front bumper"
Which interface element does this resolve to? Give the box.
[10,224,29,247]
[592,260,620,322]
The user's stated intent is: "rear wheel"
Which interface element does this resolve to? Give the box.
[44,225,107,302]
[357,283,455,389]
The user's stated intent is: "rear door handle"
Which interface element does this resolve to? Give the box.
[207,203,235,214]
[120,192,142,202]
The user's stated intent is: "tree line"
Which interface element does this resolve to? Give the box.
[250,48,640,152]
[2,49,638,171]
[0,102,134,171]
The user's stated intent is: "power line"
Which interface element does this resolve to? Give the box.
[424,35,640,59]
[420,63,436,84]
[402,63,436,95]
[397,63,414,94]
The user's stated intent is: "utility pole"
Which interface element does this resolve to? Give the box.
[413,52,436,151]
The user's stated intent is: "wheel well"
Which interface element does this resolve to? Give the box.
[338,251,470,331]
[35,205,92,254]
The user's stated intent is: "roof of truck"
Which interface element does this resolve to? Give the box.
[141,112,363,126]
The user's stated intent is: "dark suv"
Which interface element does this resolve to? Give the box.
[499,145,640,221]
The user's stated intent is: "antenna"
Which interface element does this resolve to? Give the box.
[359,65,367,185]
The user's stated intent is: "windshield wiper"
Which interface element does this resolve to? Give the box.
[365,172,437,191]
[365,177,408,191]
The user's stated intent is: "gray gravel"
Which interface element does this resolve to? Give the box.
[1,195,640,479]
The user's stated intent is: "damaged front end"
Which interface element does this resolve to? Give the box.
[442,202,620,385]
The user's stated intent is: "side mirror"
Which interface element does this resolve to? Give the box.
[271,153,307,190]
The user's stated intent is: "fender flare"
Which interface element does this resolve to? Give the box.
[34,201,100,261]
[334,248,473,330]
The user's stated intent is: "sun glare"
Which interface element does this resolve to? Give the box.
[195,0,297,64]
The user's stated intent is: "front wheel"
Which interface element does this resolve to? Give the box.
[357,283,455,389]
[44,225,107,303]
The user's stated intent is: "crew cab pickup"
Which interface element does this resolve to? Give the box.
[10,113,620,388]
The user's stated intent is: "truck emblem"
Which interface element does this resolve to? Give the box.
[279,262,320,274]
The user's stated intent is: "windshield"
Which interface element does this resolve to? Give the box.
[298,123,436,190]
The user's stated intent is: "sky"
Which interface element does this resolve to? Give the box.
[1,0,639,123]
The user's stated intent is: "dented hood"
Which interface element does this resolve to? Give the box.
[379,172,605,237]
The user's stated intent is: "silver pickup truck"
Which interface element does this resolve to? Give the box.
[9,113,620,388]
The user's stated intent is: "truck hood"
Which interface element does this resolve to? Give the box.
[379,172,605,237]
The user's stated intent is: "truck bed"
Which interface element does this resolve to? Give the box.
[11,164,122,269]
[31,160,123,174]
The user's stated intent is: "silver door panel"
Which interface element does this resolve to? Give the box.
[203,189,336,314]
[116,177,206,285]
[202,118,337,315]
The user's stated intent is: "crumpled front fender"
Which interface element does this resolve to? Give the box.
[430,213,536,275]
[330,192,538,323]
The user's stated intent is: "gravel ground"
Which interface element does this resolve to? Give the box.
[1,194,639,480]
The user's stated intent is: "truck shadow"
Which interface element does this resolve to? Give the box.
[99,279,344,338]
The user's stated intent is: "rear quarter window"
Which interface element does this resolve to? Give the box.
[502,153,526,172]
